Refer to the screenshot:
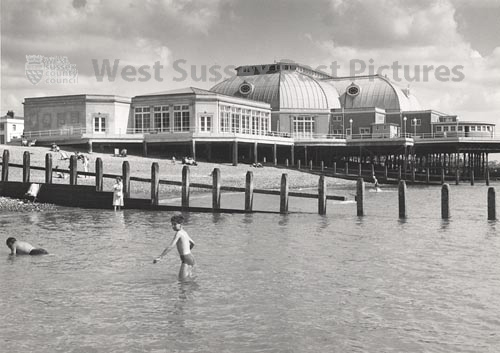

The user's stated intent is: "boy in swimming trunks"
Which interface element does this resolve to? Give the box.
[6,237,48,255]
[153,215,195,280]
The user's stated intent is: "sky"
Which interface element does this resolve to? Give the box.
[1,0,500,124]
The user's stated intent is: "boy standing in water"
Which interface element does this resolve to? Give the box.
[153,215,195,280]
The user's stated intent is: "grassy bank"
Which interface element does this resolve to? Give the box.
[1,145,355,199]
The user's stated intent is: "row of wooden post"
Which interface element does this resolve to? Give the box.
[356,177,497,220]
[1,150,328,215]
[294,158,491,186]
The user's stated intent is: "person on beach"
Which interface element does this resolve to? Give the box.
[153,214,195,280]
[81,155,89,178]
[373,175,379,188]
[113,177,124,211]
[6,237,48,255]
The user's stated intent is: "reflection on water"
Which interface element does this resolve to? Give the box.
[1,183,500,352]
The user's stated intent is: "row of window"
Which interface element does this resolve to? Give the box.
[135,105,190,132]
[436,125,492,132]
[219,105,270,134]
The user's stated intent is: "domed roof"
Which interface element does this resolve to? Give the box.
[210,70,341,111]
[326,75,421,111]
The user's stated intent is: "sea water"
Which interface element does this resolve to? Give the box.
[1,182,499,353]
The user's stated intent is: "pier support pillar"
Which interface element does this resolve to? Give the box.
[399,180,407,219]
[182,166,190,208]
[45,153,53,184]
[441,184,450,219]
[23,151,30,183]
[280,173,289,214]
[232,141,238,166]
[151,162,159,206]
[245,171,254,212]
[1,150,9,181]
[95,158,103,191]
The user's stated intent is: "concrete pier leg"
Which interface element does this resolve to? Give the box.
[232,141,238,166]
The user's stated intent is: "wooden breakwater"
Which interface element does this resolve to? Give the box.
[0,150,346,214]
[355,178,497,221]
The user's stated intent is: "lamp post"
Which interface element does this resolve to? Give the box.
[349,119,353,137]
[456,117,460,136]
[403,116,407,138]
[413,118,417,137]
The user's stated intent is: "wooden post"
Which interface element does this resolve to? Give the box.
[333,162,337,175]
[318,175,327,215]
[470,169,475,186]
[280,173,289,214]
[486,168,490,186]
[298,160,301,169]
[1,149,9,181]
[182,165,190,208]
[290,145,295,166]
[398,180,407,219]
[488,187,496,220]
[273,144,277,166]
[95,158,103,191]
[245,171,254,212]
[23,151,30,183]
[232,141,238,166]
[356,178,364,216]
[253,142,258,165]
[69,155,78,185]
[122,161,130,198]
[191,140,196,161]
[212,168,221,210]
[151,162,159,206]
[45,153,53,184]
[441,184,450,219]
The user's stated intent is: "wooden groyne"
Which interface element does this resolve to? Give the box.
[1,150,346,214]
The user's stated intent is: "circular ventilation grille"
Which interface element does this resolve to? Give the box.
[346,84,360,97]
[239,82,253,95]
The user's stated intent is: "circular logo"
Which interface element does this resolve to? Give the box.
[346,83,360,97]
[238,82,253,95]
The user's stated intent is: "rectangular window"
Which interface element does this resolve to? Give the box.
[200,115,212,132]
[252,111,259,134]
[220,105,231,133]
[411,119,421,126]
[470,126,476,131]
[173,105,190,132]
[436,126,442,132]
[332,129,342,135]
[134,106,150,133]
[359,127,370,134]
[231,107,241,133]
[154,106,170,132]
[94,116,106,133]
[331,115,342,121]
[293,116,315,136]
[0,123,4,131]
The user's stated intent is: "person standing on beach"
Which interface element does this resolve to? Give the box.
[153,214,195,280]
[82,155,89,178]
[113,177,124,211]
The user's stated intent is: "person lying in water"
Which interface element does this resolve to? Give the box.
[6,237,48,255]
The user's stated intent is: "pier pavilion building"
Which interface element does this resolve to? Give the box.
[21,62,500,180]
